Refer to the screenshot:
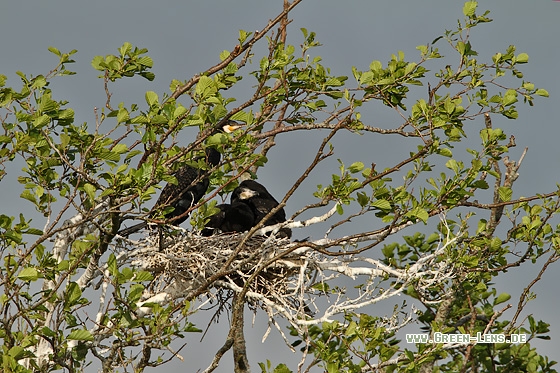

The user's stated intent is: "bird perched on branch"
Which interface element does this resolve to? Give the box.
[118,121,242,236]
[230,179,291,238]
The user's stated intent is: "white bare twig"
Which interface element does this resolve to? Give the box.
[33,198,111,368]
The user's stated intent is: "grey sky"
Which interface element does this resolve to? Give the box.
[1,1,559,371]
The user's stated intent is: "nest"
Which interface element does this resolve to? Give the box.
[128,229,310,313]
[121,227,431,336]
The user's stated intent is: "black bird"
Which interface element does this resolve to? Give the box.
[201,202,255,236]
[118,121,241,236]
[231,179,292,238]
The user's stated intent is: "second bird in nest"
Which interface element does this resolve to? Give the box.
[203,179,291,239]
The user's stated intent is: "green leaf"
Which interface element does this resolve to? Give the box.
[145,91,159,107]
[31,75,47,89]
[91,55,105,71]
[58,108,74,120]
[522,82,534,91]
[107,253,118,277]
[137,56,153,67]
[131,115,149,124]
[207,133,227,146]
[516,53,529,64]
[463,1,477,17]
[324,77,343,87]
[117,108,129,123]
[41,326,56,338]
[371,199,392,210]
[20,190,37,204]
[357,191,369,207]
[535,88,549,97]
[26,228,44,236]
[58,260,70,271]
[416,44,428,56]
[128,284,145,303]
[219,50,230,61]
[457,41,466,57]
[67,329,94,341]
[489,237,502,251]
[238,30,250,44]
[348,161,364,173]
[174,105,187,119]
[336,204,344,215]
[502,108,518,119]
[100,188,116,197]
[492,52,502,64]
[438,148,453,157]
[345,321,358,337]
[444,99,456,114]
[98,149,121,162]
[34,114,51,128]
[471,180,489,189]
[327,362,339,373]
[272,363,292,373]
[502,90,518,106]
[118,42,132,56]
[112,143,128,154]
[83,183,96,201]
[140,71,155,81]
[60,133,71,148]
[404,62,417,75]
[195,76,215,98]
[66,282,82,307]
[494,292,511,305]
[125,149,143,161]
[445,159,460,174]
[405,207,429,223]
[134,271,154,282]
[18,267,39,281]
[376,77,395,85]
[8,346,26,359]
[48,46,61,56]
[369,60,383,74]
[498,186,512,202]
[230,111,249,122]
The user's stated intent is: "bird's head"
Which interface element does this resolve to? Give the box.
[198,120,244,140]
[221,120,243,134]
[236,187,258,200]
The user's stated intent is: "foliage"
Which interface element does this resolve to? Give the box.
[0,1,557,372]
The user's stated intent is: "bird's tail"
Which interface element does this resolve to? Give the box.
[118,222,148,237]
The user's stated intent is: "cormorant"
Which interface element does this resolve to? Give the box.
[231,179,292,238]
[118,121,241,236]
[201,202,255,236]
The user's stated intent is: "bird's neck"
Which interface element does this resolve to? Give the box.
[205,147,221,167]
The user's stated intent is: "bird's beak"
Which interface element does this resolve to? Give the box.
[223,121,243,134]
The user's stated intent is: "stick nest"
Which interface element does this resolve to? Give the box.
[128,229,310,312]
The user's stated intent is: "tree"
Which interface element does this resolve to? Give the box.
[0,0,557,372]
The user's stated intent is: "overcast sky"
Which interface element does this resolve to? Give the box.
[1,1,559,371]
